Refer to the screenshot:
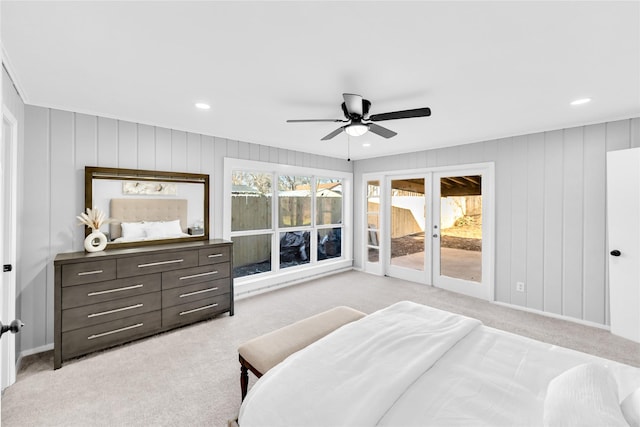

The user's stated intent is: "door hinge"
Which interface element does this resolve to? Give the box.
[3,264,12,272]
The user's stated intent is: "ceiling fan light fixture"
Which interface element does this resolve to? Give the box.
[570,98,591,106]
[345,123,369,137]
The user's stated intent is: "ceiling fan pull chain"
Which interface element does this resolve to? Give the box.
[347,134,351,162]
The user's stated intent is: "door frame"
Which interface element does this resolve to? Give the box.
[361,163,495,301]
[1,105,19,390]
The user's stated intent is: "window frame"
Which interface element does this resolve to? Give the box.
[224,158,353,294]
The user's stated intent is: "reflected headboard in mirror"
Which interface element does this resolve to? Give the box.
[85,166,209,249]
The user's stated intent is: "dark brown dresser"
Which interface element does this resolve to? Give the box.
[54,239,233,369]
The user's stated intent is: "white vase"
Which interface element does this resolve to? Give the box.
[84,230,107,252]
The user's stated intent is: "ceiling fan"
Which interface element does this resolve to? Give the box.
[286,93,431,141]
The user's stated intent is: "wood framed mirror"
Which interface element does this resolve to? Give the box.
[85,166,209,249]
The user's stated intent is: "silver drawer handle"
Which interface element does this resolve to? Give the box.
[179,271,217,280]
[179,303,218,316]
[138,259,184,268]
[179,287,219,298]
[207,253,224,258]
[78,270,103,276]
[88,303,143,318]
[88,284,144,297]
[88,323,144,340]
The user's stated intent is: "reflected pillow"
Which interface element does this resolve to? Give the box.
[143,219,183,239]
[120,222,146,239]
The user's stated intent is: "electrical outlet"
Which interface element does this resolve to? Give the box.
[516,282,525,292]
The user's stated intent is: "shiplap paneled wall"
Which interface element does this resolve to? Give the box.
[354,118,640,326]
[20,105,351,354]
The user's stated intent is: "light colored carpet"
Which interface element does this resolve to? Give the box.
[2,270,639,426]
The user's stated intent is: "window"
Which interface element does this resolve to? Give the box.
[231,171,273,277]
[278,175,311,228]
[225,159,351,282]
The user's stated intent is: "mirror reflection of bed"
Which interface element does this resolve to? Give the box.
[86,166,209,248]
[109,198,199,243]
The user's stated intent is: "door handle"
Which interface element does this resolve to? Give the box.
[610,250,621,257]
[0,319,24,339]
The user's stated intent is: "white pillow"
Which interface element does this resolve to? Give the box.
[543,363,628,427]
[143,220,183,239]
[120,222,146,239]
[161,219,183,236]
[622,387,640,427]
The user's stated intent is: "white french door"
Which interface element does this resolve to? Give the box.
[363,164,494,301]
[432,168,493,300]
[385,174,432,284]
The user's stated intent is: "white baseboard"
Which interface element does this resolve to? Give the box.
[19,343,54,358]
[492,301,610,331]
[16,343,54,373]
[235,264,354,300]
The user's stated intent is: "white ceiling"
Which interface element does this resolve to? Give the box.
[2,1,639,160]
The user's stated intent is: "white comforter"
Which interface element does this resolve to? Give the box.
[238,301,640,426]
[239,301,481,426]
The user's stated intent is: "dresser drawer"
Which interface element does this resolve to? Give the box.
[61,259,117,287]
[161,263,230,290]
[199,245,231,265]
[62,274,161,309]
[61,311,161,360]
[162,293,230,328]
[62,292,161,332]
[161,278,231,308]
[117,250,198,278]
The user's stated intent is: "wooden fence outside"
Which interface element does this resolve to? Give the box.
[232,196,342,267]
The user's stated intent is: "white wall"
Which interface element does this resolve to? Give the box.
[20,105,351,354]
[18,101,640,352]
[354,118,640,326]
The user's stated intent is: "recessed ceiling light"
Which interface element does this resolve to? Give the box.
[195,103,211,110]
[362,143,371,147]
[570,98,591,106]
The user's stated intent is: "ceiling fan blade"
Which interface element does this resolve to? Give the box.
[321,127,344,141]
[368,107,431,122]
[286,119,344,123]
[343,93,363,117]
[368,123,397,139]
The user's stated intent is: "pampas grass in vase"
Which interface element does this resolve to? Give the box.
[77,207,111,252]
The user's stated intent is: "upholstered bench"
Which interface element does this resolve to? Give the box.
[238,306,366,400]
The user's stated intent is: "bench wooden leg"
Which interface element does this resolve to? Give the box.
[240,364,249,401]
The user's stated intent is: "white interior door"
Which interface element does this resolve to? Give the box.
[1,107,18,391]
[432,167,493,300]
[606,148,640,343]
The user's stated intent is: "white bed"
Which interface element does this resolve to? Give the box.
[238,301,640,426]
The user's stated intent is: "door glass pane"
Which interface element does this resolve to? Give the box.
[232,171,272,231]
[232,234,272,278]
[279,176,311,227]
[367,180,380,263]
[390,178,425,270]
[440,175,482,282]
[368,247,379,263]
[316,178,342,225]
